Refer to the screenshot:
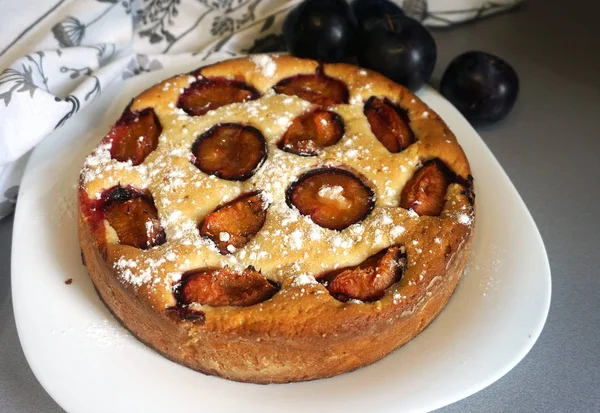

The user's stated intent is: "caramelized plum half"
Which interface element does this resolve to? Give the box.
[176,267,277,307]
[199,192,267,254]
[287,168,374,230]
[321,246,406,302]
[102,186,165,249]
[177,77,260,116]
[191,123,267,181]
[108,107,162,165]
[400,159,452,216]
[273,73,349,106]
[278,109,344,156]
[364,97,415,153]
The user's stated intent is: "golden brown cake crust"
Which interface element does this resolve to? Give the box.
[78,55,475,384]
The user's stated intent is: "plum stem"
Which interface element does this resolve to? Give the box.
[386,14,394,31]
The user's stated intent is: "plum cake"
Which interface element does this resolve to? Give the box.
[78,55,475,384]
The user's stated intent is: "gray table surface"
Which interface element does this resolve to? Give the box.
[2,0,600,411]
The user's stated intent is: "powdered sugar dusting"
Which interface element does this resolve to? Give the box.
[81,142,116,184]
[407,209,419,219]
[457,213,472,225]
[289,229,304,250]
[308,224,323,241]
[81,141,150,196]
[84,142,112,169]
[85,318,131,348]
[460,244,503,298]
[292,273,318,286]
[250,54,277,77]
[393,292,407,304]
[114,257,150,287]
[318,185,347,204]
[390,225,405,238]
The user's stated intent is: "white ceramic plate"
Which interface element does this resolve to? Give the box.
[12,61,551,413]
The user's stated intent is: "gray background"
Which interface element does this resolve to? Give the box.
[1,0,600,411]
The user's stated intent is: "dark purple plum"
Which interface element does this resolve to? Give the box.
[357,15,436,91]
[440,51,519,126]
[352,0,404,31]
[284,0,358,62]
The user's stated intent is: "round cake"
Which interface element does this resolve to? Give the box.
[77,55,475,384]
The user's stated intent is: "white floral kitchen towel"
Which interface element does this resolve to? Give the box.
[0,0,521,218]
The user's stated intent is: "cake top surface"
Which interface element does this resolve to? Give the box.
[79,55,474,318]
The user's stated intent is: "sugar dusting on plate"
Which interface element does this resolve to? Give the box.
[85,318,132,348]
[462,243,503,298]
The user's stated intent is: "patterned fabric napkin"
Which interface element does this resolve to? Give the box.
[0,0,521,219]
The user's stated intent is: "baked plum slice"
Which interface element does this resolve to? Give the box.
[287,168,374,230]
[364,97,415,153]
[176,267,277,307]
[273,73,349,106]
[199,192,267,254]
[191,123,267,181]
[102,186,165,249]
[400,159,452,216]
[278,109,344,156]
[320,245,406,302]
[108,107,162,165]
[177,77,260,116]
